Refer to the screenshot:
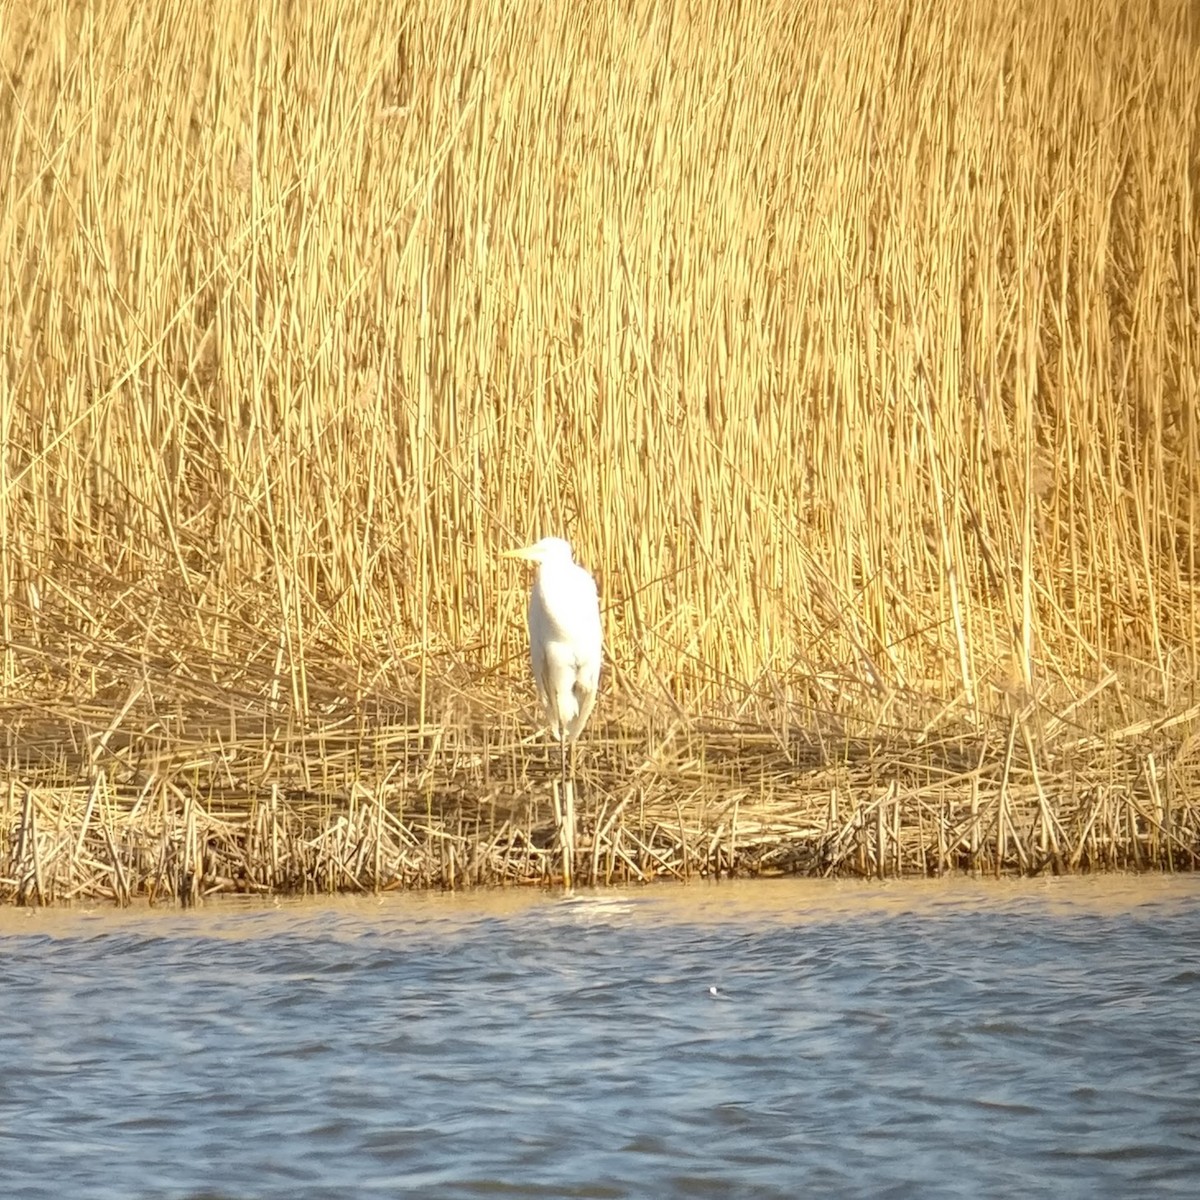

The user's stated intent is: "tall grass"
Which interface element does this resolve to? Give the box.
[2,0,1197,791]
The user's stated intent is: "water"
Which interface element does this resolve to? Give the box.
[2,876,1198,1199]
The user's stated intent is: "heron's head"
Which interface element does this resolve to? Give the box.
[502,536,575,567]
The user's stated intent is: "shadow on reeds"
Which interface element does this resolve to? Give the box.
[3,685,1198,906]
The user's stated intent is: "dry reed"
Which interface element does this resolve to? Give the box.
[1,0,1198,902]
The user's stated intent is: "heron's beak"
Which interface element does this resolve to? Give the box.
[501,545,536,561]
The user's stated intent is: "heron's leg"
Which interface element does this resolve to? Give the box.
[560,733,576,890]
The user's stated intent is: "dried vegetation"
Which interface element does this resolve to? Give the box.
[1,0,1198,902]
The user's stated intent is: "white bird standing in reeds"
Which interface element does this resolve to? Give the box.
[502,536,602,787]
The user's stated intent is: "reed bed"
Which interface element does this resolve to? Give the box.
[2,0,1198,902]
[3,685,1198,903]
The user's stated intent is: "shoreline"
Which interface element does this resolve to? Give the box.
[4,707,1196,906]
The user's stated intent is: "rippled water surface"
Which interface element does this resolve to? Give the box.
[3,876,1199,1198]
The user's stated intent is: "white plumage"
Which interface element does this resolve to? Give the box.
[503,536,602,749]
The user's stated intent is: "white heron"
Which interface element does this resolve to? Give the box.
[502,536,602,785]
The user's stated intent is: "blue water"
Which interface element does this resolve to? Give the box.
[2,877,1198,1198]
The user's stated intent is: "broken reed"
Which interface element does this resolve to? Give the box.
[1,0,1198,906]
[3,695,1198,905]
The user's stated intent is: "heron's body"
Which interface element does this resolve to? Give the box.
[504,537,602,746]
